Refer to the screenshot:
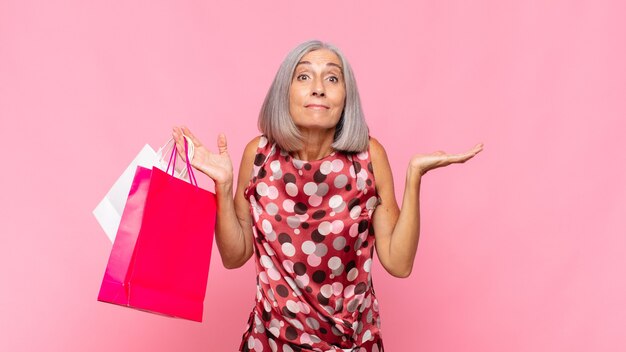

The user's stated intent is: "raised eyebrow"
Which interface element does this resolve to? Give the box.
[326,62,343,71]
[295,61,344,72]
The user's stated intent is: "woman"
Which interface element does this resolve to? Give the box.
[173,40,483,352]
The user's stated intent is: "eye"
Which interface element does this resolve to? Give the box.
[296,74,309,81]
[328,76,340,83]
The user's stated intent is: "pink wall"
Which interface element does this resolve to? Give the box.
[1,0,625,351]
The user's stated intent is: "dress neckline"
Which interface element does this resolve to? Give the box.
[287,150,338,163]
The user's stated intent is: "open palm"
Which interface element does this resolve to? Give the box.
[410,143,484,176]
[172,126,233,186]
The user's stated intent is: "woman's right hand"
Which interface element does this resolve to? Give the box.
[172,126,234,187]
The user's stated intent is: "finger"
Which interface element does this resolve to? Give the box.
[217,133,228,154]
[172,127,183,147]
[172,127,188,159]
[440,151,471,163]
[455,149,482,163]
[174,138,187,160]
[172,126,182,140]
[449,143,484,161]
[470,143,484,153]
[181,126,202,147]
[463,147,482,159]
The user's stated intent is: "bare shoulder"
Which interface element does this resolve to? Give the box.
[240,136,264,166]
[236,136,263,187]
[368,137,396,195]
[243,136,263,157]
[368,137,390,167]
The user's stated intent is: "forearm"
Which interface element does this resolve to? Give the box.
[387,167,422,277]
[214,183,249,268]
[370,138,482,278]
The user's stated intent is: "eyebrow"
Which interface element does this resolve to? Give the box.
[296,61,344,71]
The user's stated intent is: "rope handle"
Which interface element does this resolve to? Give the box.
[164,135,198,187]
[157,137,195,179]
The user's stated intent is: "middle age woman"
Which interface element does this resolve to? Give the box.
[173,39,483,351]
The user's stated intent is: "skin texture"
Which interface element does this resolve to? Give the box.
[288,49,346,161]
[172,48,483,276]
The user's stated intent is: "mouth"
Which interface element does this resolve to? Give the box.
[305,104,329,110]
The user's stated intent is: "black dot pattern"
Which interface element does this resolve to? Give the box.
[239,136,384,351]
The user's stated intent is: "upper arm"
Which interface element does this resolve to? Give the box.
[232,136,261,264]
[234,136,260,212]
[369,138,401,272]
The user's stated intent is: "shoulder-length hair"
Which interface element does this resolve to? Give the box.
[258,40,369,153]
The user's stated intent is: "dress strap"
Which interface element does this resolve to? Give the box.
[350,139,382,211]
[244,136,277,198]
[251,136,276,176]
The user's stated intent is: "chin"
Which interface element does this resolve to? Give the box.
[295,122,340,131]
[294,118,341,130]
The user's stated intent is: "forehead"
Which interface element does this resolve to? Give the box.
[298,48,342,68]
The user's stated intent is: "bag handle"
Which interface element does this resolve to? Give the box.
[157,137,195,179]
[166,135,198,187]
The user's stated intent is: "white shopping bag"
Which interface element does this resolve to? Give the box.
[154,137,195,180]
[93,144,157,242]
[93,137,195,242]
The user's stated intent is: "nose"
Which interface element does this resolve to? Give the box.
[311,78,325,97]
[312,89,325,97]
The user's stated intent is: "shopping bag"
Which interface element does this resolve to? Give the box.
[93,144,157,242]
[93,138,195,242]
[98,138,216,322]
[154,137,195,180]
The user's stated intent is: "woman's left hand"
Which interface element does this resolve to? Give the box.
[410,143,484,176]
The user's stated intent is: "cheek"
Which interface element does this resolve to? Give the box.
[333,88,346,106]
[289,95,303,116]
[289,84,302,99]
[334,94,346,112]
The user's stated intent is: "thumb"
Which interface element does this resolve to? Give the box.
[217,133,228,154]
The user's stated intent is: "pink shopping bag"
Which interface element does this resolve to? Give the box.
[98,139,216,322]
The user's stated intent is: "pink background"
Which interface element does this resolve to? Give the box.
[1,0,625,351]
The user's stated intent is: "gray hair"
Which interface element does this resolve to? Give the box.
[258,40,369,153]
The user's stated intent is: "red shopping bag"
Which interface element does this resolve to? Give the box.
[98,139,216,322]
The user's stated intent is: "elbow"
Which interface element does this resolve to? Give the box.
[219,241,252,269]
[391,269,412,279]
[222,260,243,270]
[222,256,247,270]
[222,251,252,270]
[387,265,413,278]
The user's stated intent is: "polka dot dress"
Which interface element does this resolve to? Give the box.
[240,136,384,352]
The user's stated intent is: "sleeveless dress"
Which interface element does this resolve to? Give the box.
[240,136,384,352]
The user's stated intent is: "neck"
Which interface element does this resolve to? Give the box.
[293,128,336,161]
